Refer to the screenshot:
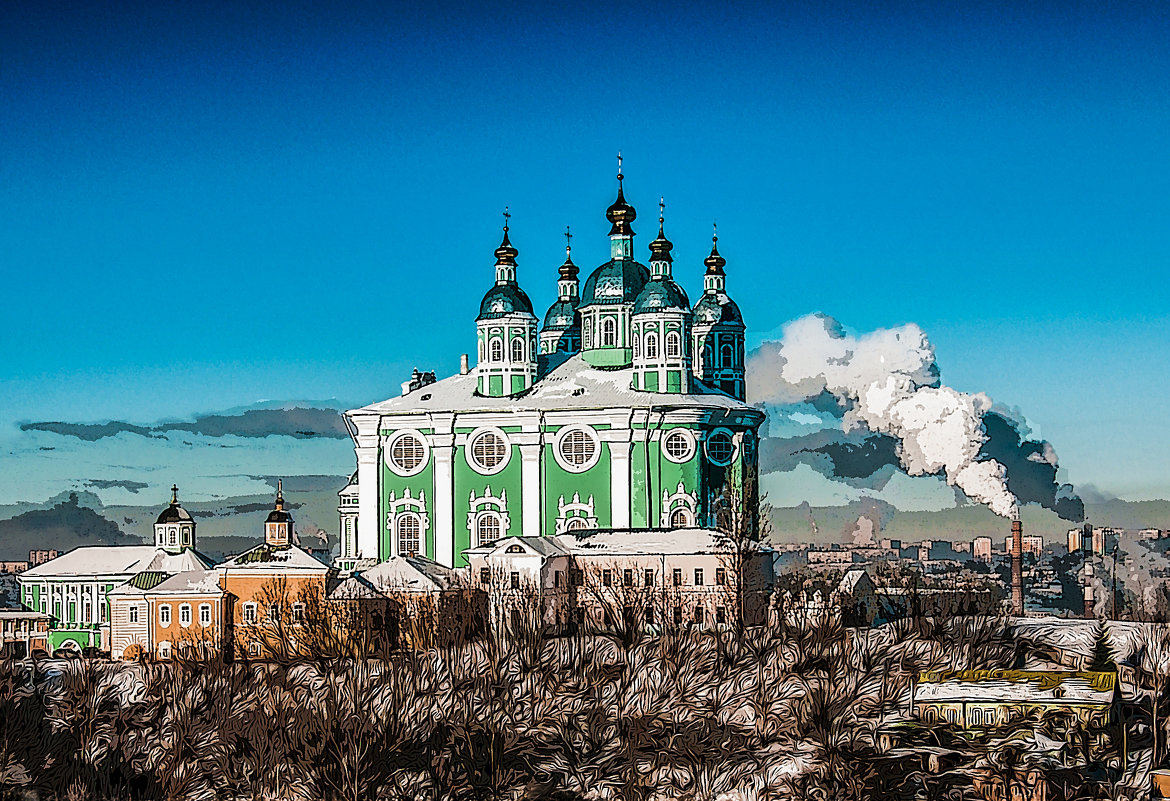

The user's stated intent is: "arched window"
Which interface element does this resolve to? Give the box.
[475,513,501,546]
[666,332,681,357]
[721,342,735,367]
[397,514,421,556]
[645,333,659,359]
[506,544,524,554]
[478,339,486,361]
[601,318,616,347]
[669,508,692,528]
[703,342,713,368]
[632,332,640,358]
[490,338,503,361]
[565,517,589,531]
[511,338,525,362]
[583,317,593,349]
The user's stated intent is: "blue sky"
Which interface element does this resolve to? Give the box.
[1,1,1167,501]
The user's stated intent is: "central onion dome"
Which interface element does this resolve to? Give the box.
[581,170,649,306]
[606,182,637,237]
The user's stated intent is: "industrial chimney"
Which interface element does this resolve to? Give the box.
[1010,518,1024,616]
[1082,560,1094,619]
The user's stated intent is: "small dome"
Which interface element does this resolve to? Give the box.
[542,299,578,332]
[478,284,535,319]
[692,292,743,325]
[633,278,690,315]
[266,508,293,524]
[648,206,673,263]
[156,485,193,524]
[580,259,650,306]
[704,237,727,276]
[606,182,636,237]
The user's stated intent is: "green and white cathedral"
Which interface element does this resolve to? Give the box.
[341,169,764,568]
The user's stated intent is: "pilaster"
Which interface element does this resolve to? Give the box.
[351,414,381,561]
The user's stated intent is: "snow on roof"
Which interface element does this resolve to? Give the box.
[0,610,50,620]
[218,543,330,571]
[465,528,773,559]
[838,568,870,594]
[23,546,165,578]
[328,574,384,600]
[359,555,462,592]
[1011,617,1150,662]
[350,354,760,417]
[145,569,222,595]
[914,670,1115,706]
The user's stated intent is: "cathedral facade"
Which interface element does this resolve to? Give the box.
[342,169,763,568]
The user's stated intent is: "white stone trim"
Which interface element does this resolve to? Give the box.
[520,443,541,538]
[386,489,430,558]
[661,428,696,463]
[468,487,511,547]
[661,482,699,528]
[432,431,455,567]
[465,426,512,475]
[556,492,598,534]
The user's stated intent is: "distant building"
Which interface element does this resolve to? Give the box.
[0,562,29,574]
[0,610,50,657]
[913,669,1116,730]
[972,536,993,562]
[28,550,59,567]
[1005,534,1043,557]
[807,548,853,565]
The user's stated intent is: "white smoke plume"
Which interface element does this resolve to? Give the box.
[749,314,1019,518]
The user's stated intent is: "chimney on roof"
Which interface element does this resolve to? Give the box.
[1010,518,1024,616]
[460,353,469,375]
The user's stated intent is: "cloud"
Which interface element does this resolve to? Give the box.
[21,407,350,442]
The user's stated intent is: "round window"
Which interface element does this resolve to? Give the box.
[467,428,510,474]
[555,426,600,472]
[704,429,736,466]
[662,429,696,463]
[385,431,429,476]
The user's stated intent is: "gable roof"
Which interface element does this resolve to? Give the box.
[359,555,463,592]
[218,542,329,571]
[328,574,385,600]
[145,568,222,595]
[351,355,759,417]
[21,546,211,578]
[463,536,569,560]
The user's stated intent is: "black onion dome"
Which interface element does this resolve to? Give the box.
[633,278,690,315]
[648,218,673,263]
[478,284,535,319]
[579,259,650,306]
[704,238,727,276]
[156,503,193,525]
[266,507,293,524]
[494,228,518,266]
[692,292,744,325]
[606,183,636,237]
[542,299,579,331]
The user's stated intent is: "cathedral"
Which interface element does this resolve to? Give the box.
[341,166,765,568]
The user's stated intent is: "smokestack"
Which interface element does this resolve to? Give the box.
[460,353,470,375]
[1010,518,1024,616]
[1083,561,1094,619]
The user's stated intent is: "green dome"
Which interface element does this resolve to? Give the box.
[478,284,535,319]
[579,259,650,307]
[692,292,743,326]
[632,278,690,315]
[542,299,578,332]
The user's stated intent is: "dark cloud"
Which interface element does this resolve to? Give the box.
[760,430,902,490]
[22,407,349,442]
[977,411,1085,522]
[85,479,149,494]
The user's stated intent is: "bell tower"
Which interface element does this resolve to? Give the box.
[265,479,294,546]
[154,484,196,553]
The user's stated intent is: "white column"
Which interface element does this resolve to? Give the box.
[352,415,382,561]
[91,583,99,625]
[432,432,455,567]
[609,431,632,529]
[520,443,541,538]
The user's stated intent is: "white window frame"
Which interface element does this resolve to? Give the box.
[466,426,512,475]
[198,603,212,627]
[396,512,422,556]
[666,331,681,357]
[644,332,659,359]
[661,429,696,464]
[179,603,192,627]
[128,605,139,624]
[553,425,601,473]
[291,602,305,625]
[490,338,504,361]
[601,317,617,347]
[384,430,430,477]
[510,337,525,362]
[158,604,172,626]
[475,511,503,546]
[158,641,171,659]
[242,602,258,626]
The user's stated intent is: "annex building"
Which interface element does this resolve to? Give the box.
[341,168,765,568]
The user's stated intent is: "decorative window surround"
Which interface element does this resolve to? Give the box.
[661,482,699,528]
[556,492,598,534]
[468,486,511,546]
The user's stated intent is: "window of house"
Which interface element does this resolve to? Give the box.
[666,332,680,357]
[469,429,509,473]
[128,606,139,624]
[602,570,612,587]
[566,517,589,531]
[476,513,501,546]
[158,641,171,659]
[490,338,503,361]
[572,568,584,586]
[100,602,108,623]
[601,318,616,347]
[480,567,491,586]
[633,333,640,358]
[623,569,633,587]
[199,604,212,627]
[694,568,704,586]
[583,317,592,349]
[673,568,682,587]
[159,605,171,626]
[179,604,192,626]
[554,571,563,588]
[721,342,735,366]
[645,332,659,358]
[243,602,257,625]
[292,603,305,625]
[510,572,520,590]
[644,569,654,586]
[396,514,421,556]
[269,603,281,623]
[716,606,726,625]
[694,607,704,625]
[387,431,428,476]
[505,544,524,554]
[673,607,682,626]
[705,430,736,466]
[716,568,726,586]
[248,641,261,657]
[645,606,655,625]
